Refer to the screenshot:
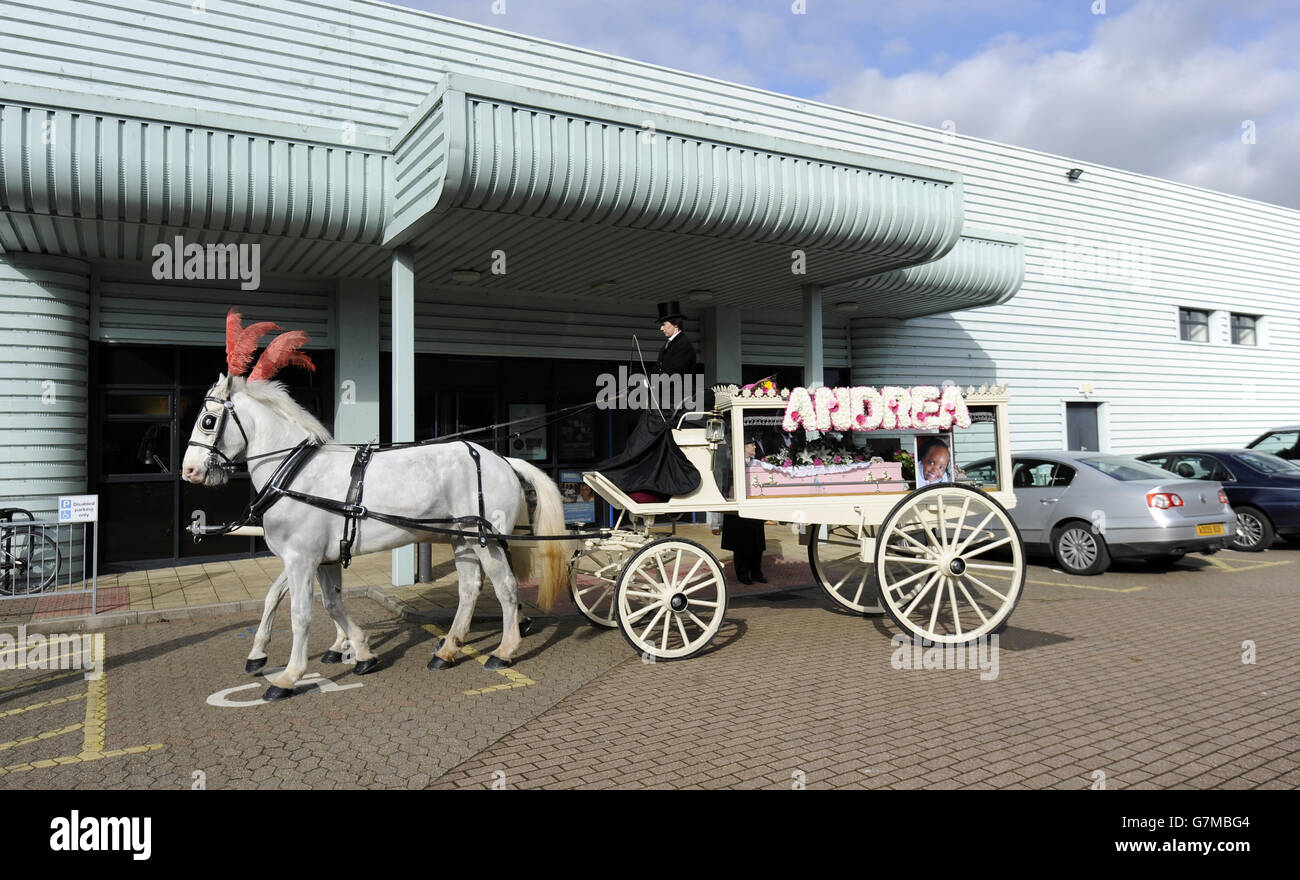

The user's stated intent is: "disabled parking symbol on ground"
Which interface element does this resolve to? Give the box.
[205,670,362,708]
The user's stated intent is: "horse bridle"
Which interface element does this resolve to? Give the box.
[187,392,251,478]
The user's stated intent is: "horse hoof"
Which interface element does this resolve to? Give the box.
[519,617,535,637]
[245,657,267,675]
[427,655,455,670]
[261,685,295,701]
[320,650,344,664]
[484,655,514,670]
[353,657,381,675]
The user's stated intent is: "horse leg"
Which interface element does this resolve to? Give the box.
[477,541,523,670]
[317,563,378,674]
[428,540,482,670]
[245,570,289,675]
[262,556,317,701]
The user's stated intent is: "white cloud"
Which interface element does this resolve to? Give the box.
[819,0,1300,209]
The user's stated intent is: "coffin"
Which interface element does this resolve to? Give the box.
[745,460,907,497]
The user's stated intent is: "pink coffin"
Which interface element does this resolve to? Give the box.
[745,461,907,497]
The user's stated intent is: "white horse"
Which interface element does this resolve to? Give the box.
[180,369,570,701]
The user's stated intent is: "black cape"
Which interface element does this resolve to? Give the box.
[592,333,701,497]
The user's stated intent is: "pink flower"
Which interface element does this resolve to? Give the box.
[813,458,824,466]
[783,459,793,467]
[833,455,843,463]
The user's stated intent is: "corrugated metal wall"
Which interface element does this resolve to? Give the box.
[0,253,89,521]
[92,268,336,349]
[4,0,1298,449]
[378,288,849,367]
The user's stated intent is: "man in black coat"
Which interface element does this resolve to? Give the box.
[592,301,702,500]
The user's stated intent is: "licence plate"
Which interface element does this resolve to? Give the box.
[1197,523,1226,536]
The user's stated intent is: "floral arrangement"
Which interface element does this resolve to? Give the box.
[893,449,916,480]
[763,443,877,469]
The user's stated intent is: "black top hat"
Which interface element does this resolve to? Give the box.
[656,301,685,326]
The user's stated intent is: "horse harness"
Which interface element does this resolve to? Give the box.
[188,392,606,558]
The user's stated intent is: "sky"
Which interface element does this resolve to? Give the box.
[391,0,1300,210]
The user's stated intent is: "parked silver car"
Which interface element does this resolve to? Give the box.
[961,451,1236,575]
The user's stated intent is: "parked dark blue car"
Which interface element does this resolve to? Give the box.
[1137,449,1300,551]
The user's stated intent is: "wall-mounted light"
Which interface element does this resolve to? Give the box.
[1066,168,1084,181]
[687,289,715,304]
[450,269,481,283]
[834,301,859,313]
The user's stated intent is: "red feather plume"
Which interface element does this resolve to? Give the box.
[225,308,281,376]
[249,330,316,382]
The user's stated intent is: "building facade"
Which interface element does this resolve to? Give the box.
[2,0,1296,577]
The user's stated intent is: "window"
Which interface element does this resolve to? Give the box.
[1233,452,1300,477]
[1178,308,1209,342]
[1230,313,1258,346]
[1010,459,1075,488]
[1249,430,1300,459]
[1078,456,1177,481]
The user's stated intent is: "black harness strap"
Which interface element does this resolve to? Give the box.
[463,441,490,547]
[338,443,376,567]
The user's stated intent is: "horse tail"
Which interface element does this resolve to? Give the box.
[506,458,572,613]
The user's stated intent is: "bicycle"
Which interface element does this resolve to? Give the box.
[0,508,62,595]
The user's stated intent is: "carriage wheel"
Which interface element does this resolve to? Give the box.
[808,525,885,615]
[569,542,634,628]
[875,485,1025,644]
[615,538,728,661]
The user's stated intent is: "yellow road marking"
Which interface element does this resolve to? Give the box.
[0,635,165,777]
[82,675,106,754]
[422,623,537,695]
[977,568,1148,593]
[0,691,85,719]
[0,669,82,694]
[0,723,83,754]
[0,643,96,662]
[1203,554,1293,573]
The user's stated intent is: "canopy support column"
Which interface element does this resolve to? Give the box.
[802,284,824,388]
[702,305,742,392]
[390,247,416,587]
[334,280,381,444]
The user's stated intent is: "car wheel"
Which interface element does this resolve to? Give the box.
[1051,521,1111,575]
[1232,506,1274,552]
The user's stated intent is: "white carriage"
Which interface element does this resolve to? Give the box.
[570,383,1026,661]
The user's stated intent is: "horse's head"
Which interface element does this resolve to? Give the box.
[181,309,316,486]
[181,373,247,486]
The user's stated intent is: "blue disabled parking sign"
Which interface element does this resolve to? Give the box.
[57,495,98,523]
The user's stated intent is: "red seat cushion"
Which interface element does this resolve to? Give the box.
[629,490,670,504]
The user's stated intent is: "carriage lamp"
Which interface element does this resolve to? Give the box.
[1066,168,1084,181]
[705,418,726,443]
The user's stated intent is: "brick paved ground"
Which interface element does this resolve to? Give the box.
[1,540,1296,789]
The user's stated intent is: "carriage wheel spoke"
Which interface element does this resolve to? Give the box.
[965,572,1008,603]
[851,568,870,605]
[682,577,718,596]
[639,607,666,641]
[677,555,705,590]
[625,602,659,624]
[927,577,944,632]
[671,548,683,589]
[675,613,690,646]
[894,528,934,555]
[624,589,661,600]
[902,571,942,618]
[936,495,949,550]
[883,554,936,566]
[661,610,671,651]
[965,561,1016,573]
[952,495,972,548]
[947,577,962,638]
[687,598,718,608]
[953,510,996,555]
[687,610,710,630]
[955,578,989,625]
[963,535,1012,558]
[882,565,934,593]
